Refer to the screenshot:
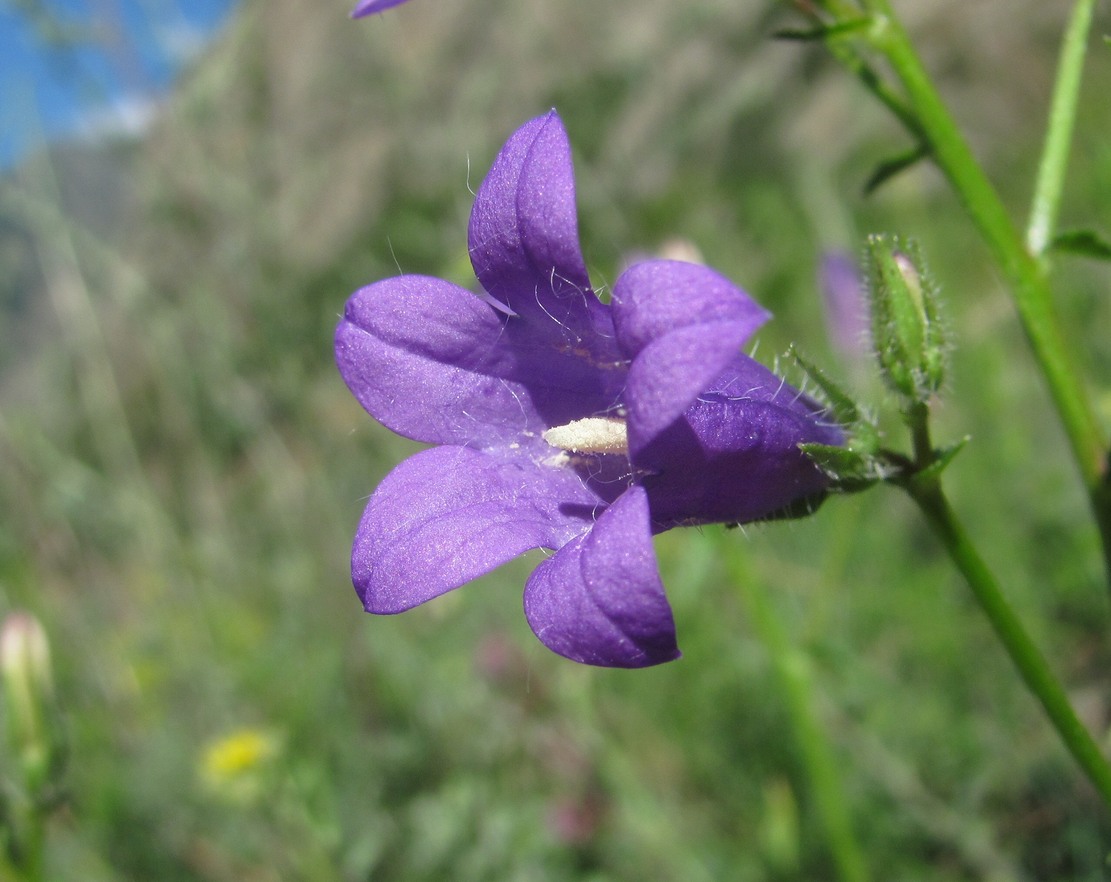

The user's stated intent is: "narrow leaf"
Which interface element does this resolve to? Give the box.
[863,143,930,195]
[773,18,871,42]
[916,436,971,483]
[1049,229,1111,261]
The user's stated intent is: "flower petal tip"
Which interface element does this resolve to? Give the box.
[350,0,410,18]
[523,487,681,669]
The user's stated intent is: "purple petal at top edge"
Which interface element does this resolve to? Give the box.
[353,446,609,615]
[523,485,680,668]
[612,260,770,359]
[468,112,611,343]
[351,0,410,17]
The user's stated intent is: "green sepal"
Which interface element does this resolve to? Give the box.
[788,347,861,427]
[799,443,881,492]
[789,346,882,457]
[863,142,930,195]
[1049,229,1111,261]
[788,346,882,482]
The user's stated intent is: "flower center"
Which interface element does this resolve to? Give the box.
[542,416,629,455]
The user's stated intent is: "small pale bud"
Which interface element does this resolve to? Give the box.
[865,234,946,401]
[1,612,63,792]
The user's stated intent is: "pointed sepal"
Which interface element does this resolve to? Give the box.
[788,347,883,492]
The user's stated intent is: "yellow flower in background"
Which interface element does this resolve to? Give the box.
[199,728,280,803]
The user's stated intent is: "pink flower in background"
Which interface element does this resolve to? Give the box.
[819,251,869,360]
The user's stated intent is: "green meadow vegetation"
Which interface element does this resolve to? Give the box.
[2,0,1110,878]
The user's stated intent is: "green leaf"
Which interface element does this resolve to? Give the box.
[773,18,871,42]
[863,143,930,195]
[916,436,971,484]
[1049,229,1111,261]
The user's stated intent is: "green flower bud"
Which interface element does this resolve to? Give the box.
[865,234,947,402]
[1,612,64,794]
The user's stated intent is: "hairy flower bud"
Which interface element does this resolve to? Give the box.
[865,234,946,402]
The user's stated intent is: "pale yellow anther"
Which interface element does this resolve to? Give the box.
[542,417,628,455]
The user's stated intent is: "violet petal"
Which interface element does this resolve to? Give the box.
[623,321,756,453]
[634,357,843,526]
[353,446,608,614]
[523,486,680,668]
[336,275,624,446]
[614,260,773,449]
[468,111,614,347]
[612,260,769,358]
[350,0,409,17]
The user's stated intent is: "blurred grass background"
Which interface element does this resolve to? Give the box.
[2,0,1111,878]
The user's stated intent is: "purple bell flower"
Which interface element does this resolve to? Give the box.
[335,111,843,668]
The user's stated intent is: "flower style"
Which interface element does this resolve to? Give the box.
[335,111,843,668]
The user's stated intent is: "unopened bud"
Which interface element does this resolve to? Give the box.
[1,612,63,793]
[865,234,946,401]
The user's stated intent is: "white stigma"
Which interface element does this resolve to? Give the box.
[542,416,629,455]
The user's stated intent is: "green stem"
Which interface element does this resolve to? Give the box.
[858,0,1111,583]
[907,477,1111,809]
[1027,0,1097,256]
[729,554,869,882]
[796,2,922,137]
[2,796,46,882]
